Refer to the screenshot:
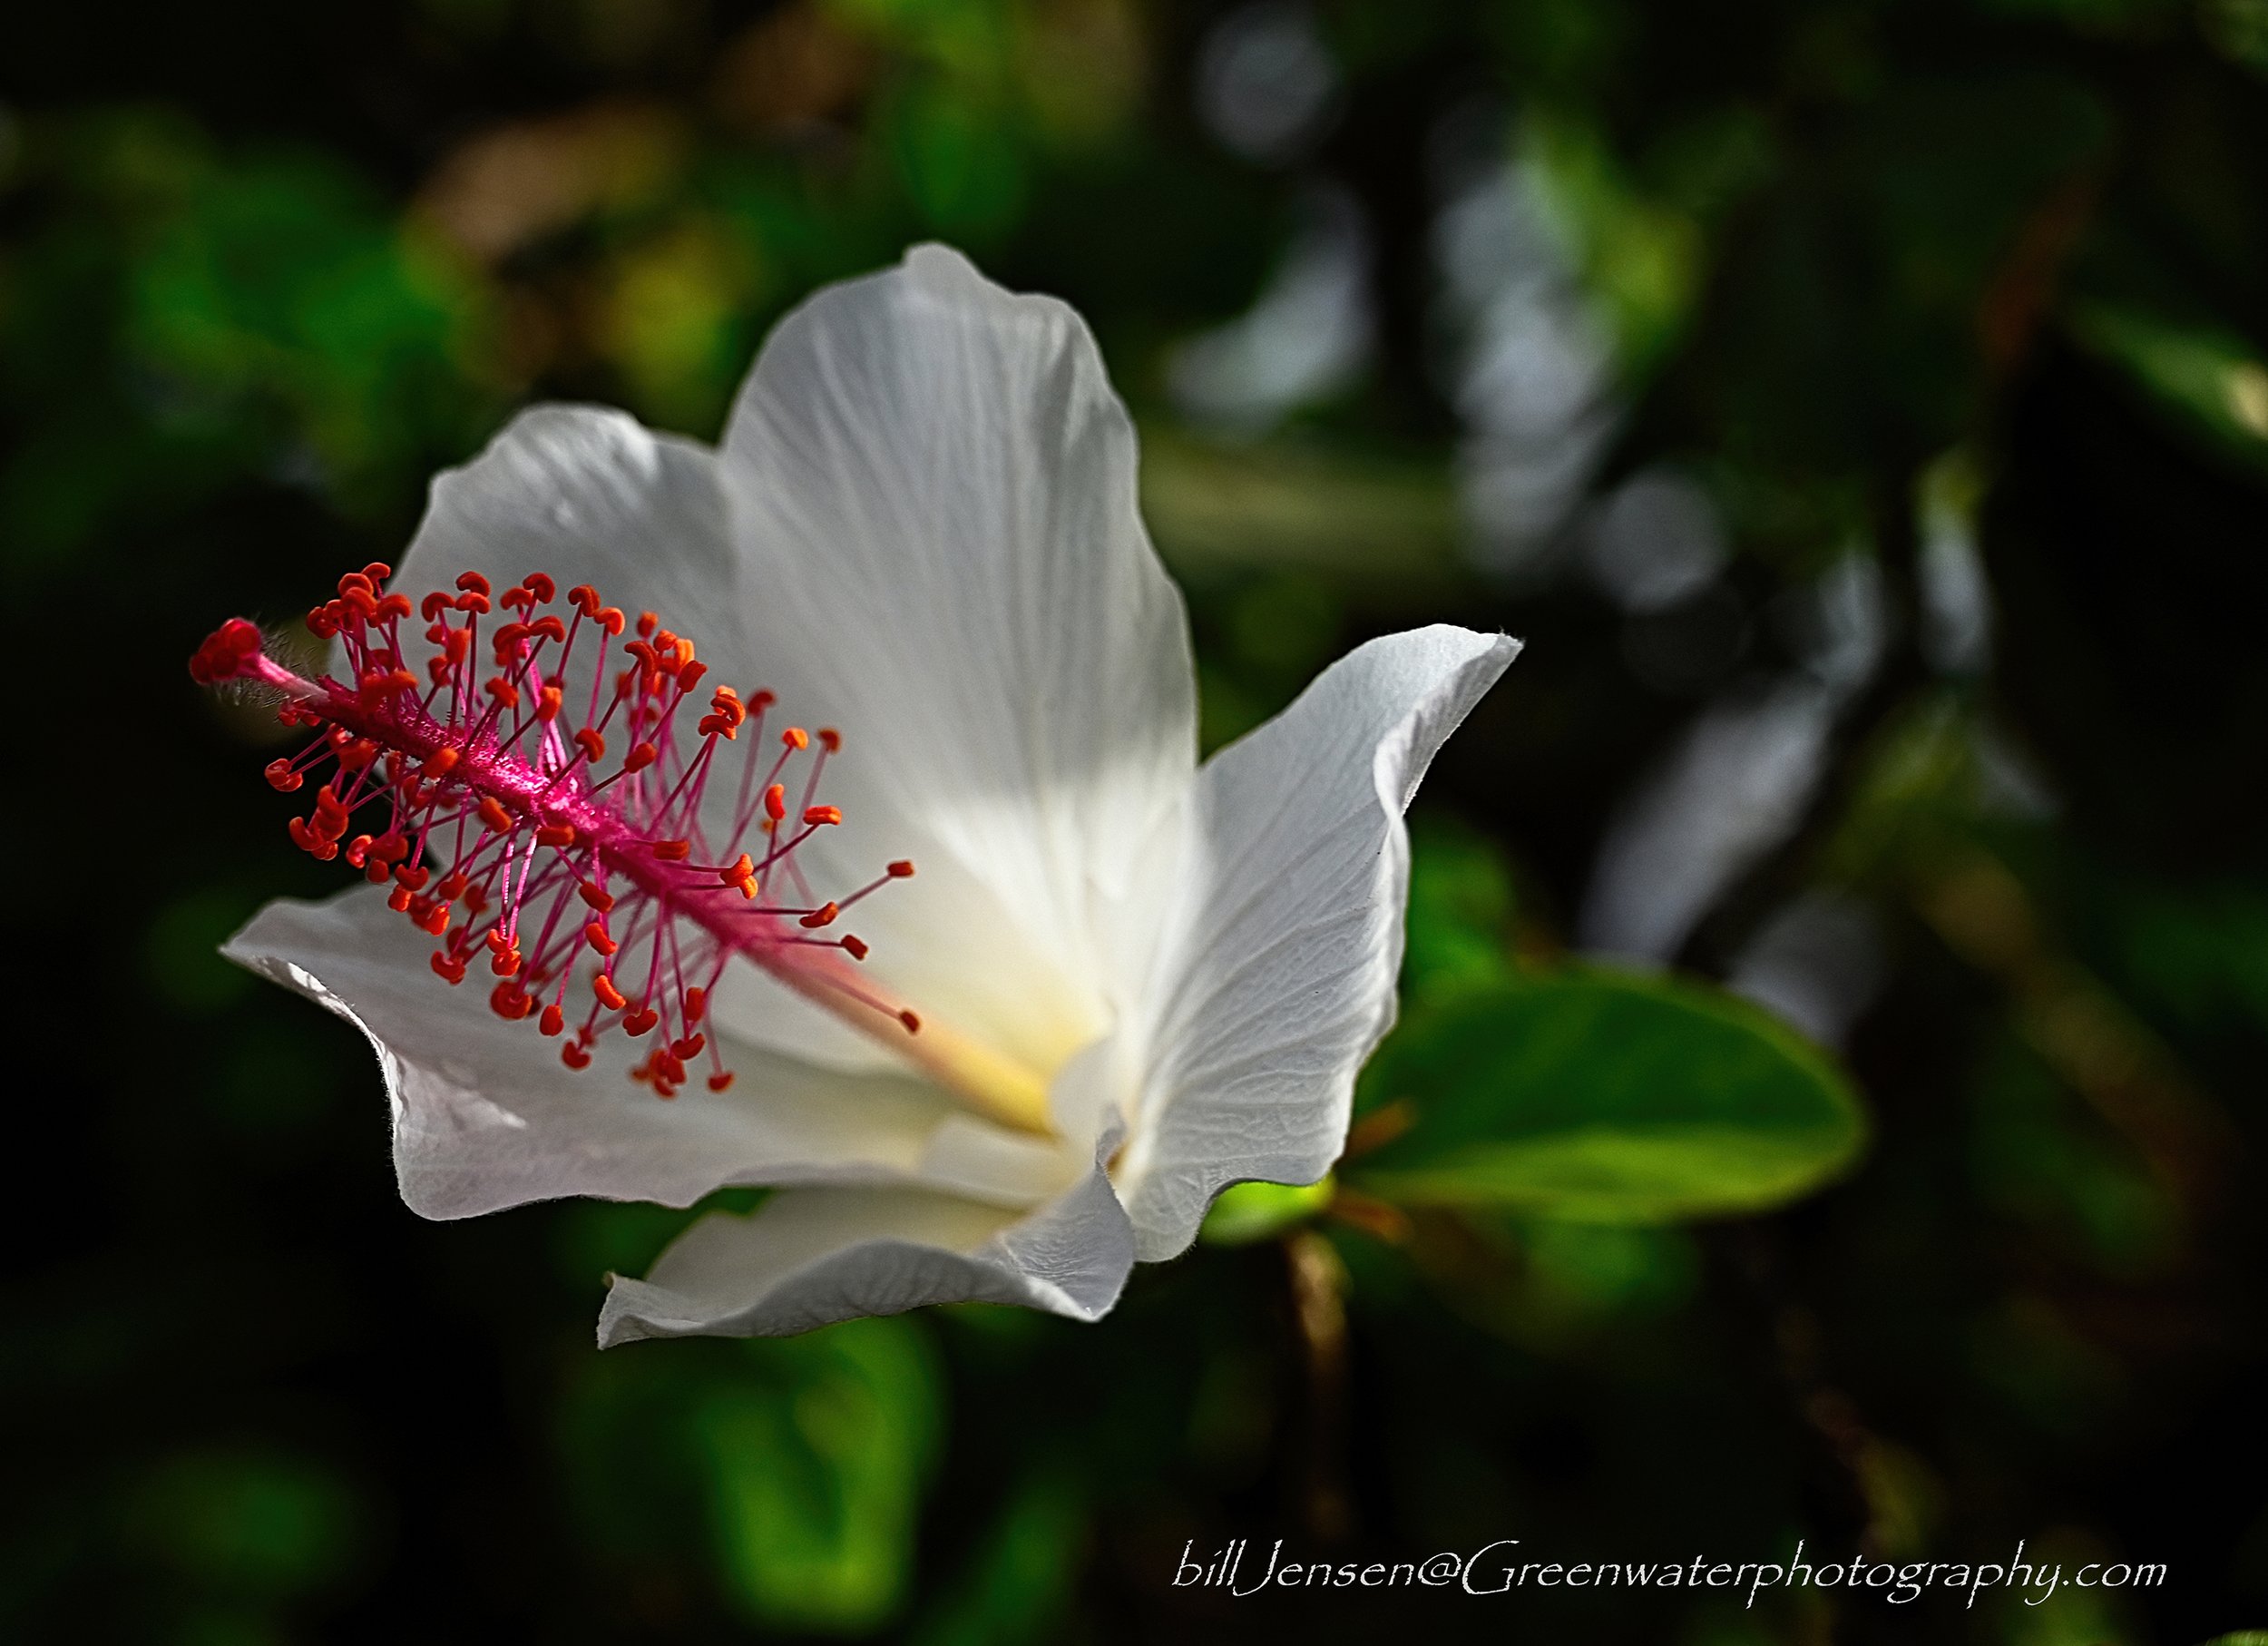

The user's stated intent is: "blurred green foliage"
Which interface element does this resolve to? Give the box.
[5,0,2264,1640]
[563,1319,941,1632]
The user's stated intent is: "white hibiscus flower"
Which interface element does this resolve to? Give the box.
[207,246,1517,1343]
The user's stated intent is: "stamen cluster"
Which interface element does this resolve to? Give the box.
[195,563,917,1098]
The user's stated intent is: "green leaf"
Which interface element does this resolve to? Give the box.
[559,1318,941,1634]
[909,1472,1086,1646]
[698,1318,943,1633]
[1401,818,1520,1008]
[1350,968,1867,1222]
[1200,1177,1334,1245]
[2068,300,2268,473]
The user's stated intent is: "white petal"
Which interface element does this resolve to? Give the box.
[709,245,1197,1078]
[224,888,1028,1219]
[393,402,755,690]
[1116,625,1520,1260]
[596,1133,1134,1343]
[372,401,917,1080]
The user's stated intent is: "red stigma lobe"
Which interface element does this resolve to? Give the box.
[193,564,924,1100]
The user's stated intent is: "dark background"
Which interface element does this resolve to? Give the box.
[3,0,2264,1641]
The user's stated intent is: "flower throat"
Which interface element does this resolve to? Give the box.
[191,563,963,1109]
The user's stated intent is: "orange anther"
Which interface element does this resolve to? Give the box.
[593,974,626,1011]
[569,583,600,617]
[803,806,842,827]
[264,759,304,793]
[455,572,491,596]
[536,685,563,721]
[421,748,460,780]
[584,922,617,957]
[579,881,614,912]
[898,1010,922,1034]
[842,935,869,960]
[782,727,809,750]
[707,1072,734,1092]
[598,607,625,636]
[637,611,658,638]
[798,901,839,928]
[490,945,522,977]
[484,676,519,710]
[573,729,605,763]
[651,839,690,861]
[683,986,707,1023]
[719,854,756,887]
[678,661,708,694]
[362,561,393,583]
[523,573,555,603]
[623,1006,660,1037]
[672,1034,705,1060]
[430,951,466,985]
[476,797,515,835]
[562,1041,592,1070]
[535,823,577,848]
[764,784,787,822]
[818,729,840,752]
[886,860,916,878]
[622,742,657,774]
[539,1004,564,1037]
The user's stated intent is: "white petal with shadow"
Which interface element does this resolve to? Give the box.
[597,1129,1134,1343]
[390,403,754,703]
[708,244,1197,1080]
[1116,624,1520,1260]
[225,888,1029,1220]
